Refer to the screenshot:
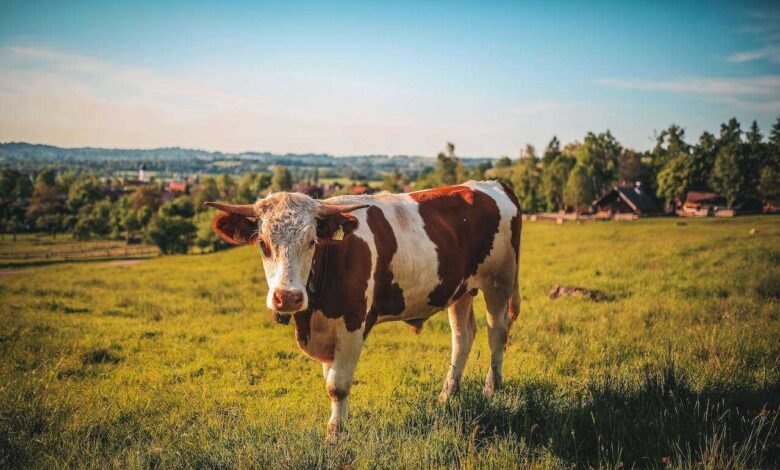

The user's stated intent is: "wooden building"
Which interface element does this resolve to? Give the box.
[592,185,661,219]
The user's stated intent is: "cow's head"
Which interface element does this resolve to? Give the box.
[205,193,367,314]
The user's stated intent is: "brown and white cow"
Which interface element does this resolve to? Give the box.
[206,180,521,440]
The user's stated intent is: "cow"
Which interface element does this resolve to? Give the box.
[205,180,522,441]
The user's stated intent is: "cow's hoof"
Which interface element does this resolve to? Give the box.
[438,389,455,404]
[483,370,501,397]
[325,421,339,444]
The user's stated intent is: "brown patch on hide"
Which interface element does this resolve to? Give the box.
[305,232,372,333]
[409,185,501,307]
[363,206,406,336]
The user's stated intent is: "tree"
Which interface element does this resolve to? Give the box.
[34,168,57,187]
[194,211,229,252]
[563,164,594,213]
[160,196,195,219]
[0,168,32,200]
[760,116,780,201]
[130,185,162,213]
[145,214,196,254]
[26,179,62,222]
[689,131,717,190]
[541,155,575,211]
[541,136,562,166]
[511,153,542,213]
[433,152,459,186]
[470,161,493,180]
[618,149,642,185]
[495,156,513,168]
[709,118,752,208]
[194,176,221,209]
[216,174,237,201]
[271,166,293,192]
[576,131,622,197]
[72,200,112,240]
[651,125,690,173]
[237,173,271,202]
[382,168,408,193]
[67,174,105,212]
[769,115,780,158]
[35,213,64,239]
[656,155,693,206]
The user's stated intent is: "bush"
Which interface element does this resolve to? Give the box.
[144,214,196,254]
[194,212,230,253]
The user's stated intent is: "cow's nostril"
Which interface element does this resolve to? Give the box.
[290,290,303,304]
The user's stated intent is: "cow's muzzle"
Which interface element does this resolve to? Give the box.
[272,288,305,313]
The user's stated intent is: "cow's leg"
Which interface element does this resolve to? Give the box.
[322,362,332,380]
[324,324,364,442]
[438,293,476,403]
[482,287,512,396]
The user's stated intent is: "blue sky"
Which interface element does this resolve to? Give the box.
[0,1,778,156]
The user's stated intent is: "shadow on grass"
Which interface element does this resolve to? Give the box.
[1,362,778,468]
[400,363,780,468]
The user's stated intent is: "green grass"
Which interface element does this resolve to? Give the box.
[1,216,778,469]
[0,234,158,268]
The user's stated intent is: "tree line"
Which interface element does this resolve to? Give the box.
[417,116,779,214]
[0,166,296,253]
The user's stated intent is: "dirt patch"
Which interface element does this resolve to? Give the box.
[549,284,610,302]
[105,260,146,267]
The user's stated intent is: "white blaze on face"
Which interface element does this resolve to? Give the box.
[255,193,320,312]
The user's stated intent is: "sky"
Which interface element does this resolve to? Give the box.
[0,0,778,157]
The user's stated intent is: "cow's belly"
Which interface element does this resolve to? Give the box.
[375,306,440,324]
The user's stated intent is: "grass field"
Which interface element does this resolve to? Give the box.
[0,234,158,268]
[1,217,778,469]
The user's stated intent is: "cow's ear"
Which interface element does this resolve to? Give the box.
[212,214,258,245]
[316,213,359,240]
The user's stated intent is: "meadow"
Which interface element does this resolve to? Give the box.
[0,216,778,469]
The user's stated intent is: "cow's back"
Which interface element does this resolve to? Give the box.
[326,180,521,327]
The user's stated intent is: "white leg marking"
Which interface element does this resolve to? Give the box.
[324,322,364,442]
[439,294,476,403]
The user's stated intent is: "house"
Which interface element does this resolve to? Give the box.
[167,181,188,195]
[678,191,726,217]
[764,198,780,214]
[592,184,661,219]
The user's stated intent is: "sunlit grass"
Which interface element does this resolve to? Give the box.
[1,216,778,468]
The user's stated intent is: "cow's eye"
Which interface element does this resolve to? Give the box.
[259,240,271,257]
[309,240,316,248]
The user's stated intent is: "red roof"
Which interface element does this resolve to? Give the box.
[168,181,187,193]
[685,191,721,203]
[352,185,374,195]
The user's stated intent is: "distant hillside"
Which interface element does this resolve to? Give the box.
[0,142,223,161]
[0,142,496,181]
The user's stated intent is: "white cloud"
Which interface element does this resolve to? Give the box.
[727,45,780,64]
[599,76,780,96]
[599,75,780,112]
